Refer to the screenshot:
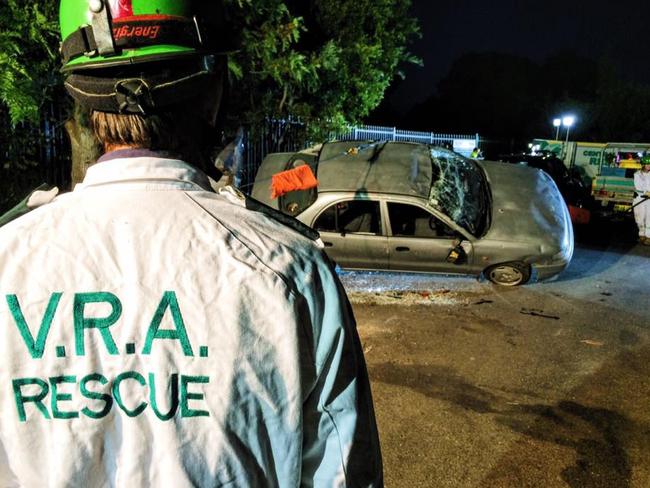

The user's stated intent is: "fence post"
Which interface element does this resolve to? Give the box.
[392,127,397,141]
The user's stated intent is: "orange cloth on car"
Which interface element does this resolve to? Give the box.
[271,165,319,199]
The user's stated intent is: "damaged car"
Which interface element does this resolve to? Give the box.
[251,141,574,285]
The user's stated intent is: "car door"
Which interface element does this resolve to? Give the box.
[313,199,389,270]
[386,202,473,273]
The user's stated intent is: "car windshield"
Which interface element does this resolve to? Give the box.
[428,147,489,236]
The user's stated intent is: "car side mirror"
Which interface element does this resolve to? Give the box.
[446,240,467,265]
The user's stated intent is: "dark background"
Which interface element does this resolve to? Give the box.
[369,0,650,155]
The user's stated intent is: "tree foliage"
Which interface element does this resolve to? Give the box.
[0,0,419,132]
[0,0,59,125]
[407,50,650,147]
[0,0,419,211]
[0,1,60,213]
[224,0,420,135]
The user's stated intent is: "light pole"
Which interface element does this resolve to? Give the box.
[562,115,575,159]
[553,118,561,140]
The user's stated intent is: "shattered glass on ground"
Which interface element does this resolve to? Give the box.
[337,269,485,306]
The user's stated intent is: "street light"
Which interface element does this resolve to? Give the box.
[553,118,562,140]
[562,115,576,159]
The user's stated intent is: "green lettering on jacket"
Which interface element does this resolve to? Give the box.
[7,293,62,359]
[74,292,122,356]
[13,378,50,422]
[142,291,194,356]
[80,373,113,419]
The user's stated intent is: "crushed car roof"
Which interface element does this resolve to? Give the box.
[314,141,433,198]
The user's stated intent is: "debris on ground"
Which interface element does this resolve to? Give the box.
[520,308,560,320]
[580,339,605,347]
[347,290,463,306]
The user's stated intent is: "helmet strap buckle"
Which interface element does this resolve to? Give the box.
[90,0,117,57]
[115,79,154,115]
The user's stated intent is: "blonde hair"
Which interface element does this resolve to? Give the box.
[90,110,178,150]
[88,106,218,178]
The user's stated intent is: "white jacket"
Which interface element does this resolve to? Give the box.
[634,170,650,195]
[0,151,382,487]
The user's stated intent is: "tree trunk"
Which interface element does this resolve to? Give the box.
[64,104,101,186]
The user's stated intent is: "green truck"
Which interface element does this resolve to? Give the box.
[531,139,648,215]
[590,143,649,213]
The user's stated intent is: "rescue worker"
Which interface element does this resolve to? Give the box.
[0,1,382,486]
[634,156,650,245]
[470,147,483,159]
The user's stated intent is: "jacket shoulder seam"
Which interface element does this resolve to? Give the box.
[183,192,300,296]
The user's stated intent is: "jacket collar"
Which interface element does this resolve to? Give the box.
[75,150,213,192]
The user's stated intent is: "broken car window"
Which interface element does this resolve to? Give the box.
[429,148,488,236]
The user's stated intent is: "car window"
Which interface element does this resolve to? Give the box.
[429,147,489,236]
[387,203,457,238]
[314,200,381,235]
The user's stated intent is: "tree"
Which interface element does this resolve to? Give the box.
[0,0,419,212]
[0,0,61,213]
[224,0,420,136]
[0,0,59,125]
[431,52,540,139]
[405,50,650,148]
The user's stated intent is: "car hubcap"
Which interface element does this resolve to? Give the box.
[490,266,523,285]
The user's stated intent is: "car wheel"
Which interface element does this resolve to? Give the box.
[485,262,531,286]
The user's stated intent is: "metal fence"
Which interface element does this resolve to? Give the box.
[1,108,481,201]
[0,101,71,212]
[239,117,308,193]
[238,122,482,191]
[338,125,480,148]
[40,102,72,189]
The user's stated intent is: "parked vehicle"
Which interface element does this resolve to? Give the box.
[497,152,593,225]
[252,141,574,285]
[531,139,650,216]
[530,139,606,189]
[590,143,650,214]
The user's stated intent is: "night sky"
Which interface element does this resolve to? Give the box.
[388,0,650,115]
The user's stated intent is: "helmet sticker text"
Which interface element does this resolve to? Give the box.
[113,24,161,41]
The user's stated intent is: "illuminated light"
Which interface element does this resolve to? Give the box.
[562,116,576,127]
[552,118,562,139]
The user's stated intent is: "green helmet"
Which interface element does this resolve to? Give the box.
[642,155,650,166]
[60,0,230,114]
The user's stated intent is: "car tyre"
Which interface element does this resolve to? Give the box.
[485,262,531,286]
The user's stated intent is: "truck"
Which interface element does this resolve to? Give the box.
[531,139,649,215]
[589,143,650,213]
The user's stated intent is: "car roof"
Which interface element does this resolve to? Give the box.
[314,141,433,199]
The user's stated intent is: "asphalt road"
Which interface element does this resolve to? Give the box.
[341,218,650,488]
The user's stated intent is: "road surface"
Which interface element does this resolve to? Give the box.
[341,219,650,487]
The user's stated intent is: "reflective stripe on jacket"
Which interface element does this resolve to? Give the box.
[0,153,382,487]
